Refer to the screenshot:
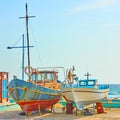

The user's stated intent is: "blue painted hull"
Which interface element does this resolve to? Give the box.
[8,79,62,114]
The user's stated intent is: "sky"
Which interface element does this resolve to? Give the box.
[0,0,120,84]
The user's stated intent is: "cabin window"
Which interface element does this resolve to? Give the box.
[88,81,95,86]
[38,74,43,80]
[31,74,36,81]
[46,73,53,81]
[42,73,54,82]
[79,81,87,86]
[31,73,54,83]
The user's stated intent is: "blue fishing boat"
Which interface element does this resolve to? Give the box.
[8,69,62,115]
[7,3,62,115]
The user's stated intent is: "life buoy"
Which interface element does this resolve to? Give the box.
[24,66,33,76]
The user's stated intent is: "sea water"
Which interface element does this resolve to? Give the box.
[107,84,120,99]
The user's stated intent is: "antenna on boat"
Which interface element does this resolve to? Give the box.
[19,3,35,80]
[72,66,75,71]
[84,72,91,80]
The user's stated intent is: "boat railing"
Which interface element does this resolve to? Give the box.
[35,80,53,83]
[71,84,109,89]
[98,85,109,89]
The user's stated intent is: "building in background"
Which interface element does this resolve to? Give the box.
[0,72,8,103]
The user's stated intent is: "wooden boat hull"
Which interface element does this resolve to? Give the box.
[62,87,109,110]
[8,79,62,114]
[18,98,60,114]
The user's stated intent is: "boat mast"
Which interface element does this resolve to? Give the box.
[19,3,35,79]
[85,72,91,80]
[26,3,30,70]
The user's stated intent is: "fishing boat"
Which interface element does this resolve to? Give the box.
[62,68,109,110]
[7,3,62,115]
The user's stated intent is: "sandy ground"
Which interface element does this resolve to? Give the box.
[0,108,120,120]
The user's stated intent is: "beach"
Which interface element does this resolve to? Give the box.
[0,108,120,120]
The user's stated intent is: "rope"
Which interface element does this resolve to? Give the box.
[11,35,23,47]
[29,21,44,67]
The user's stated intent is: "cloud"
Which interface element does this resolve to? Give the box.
[66,0,119,15]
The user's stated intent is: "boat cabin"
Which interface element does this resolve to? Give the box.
[31,70,60,89]
[79,79,98,88]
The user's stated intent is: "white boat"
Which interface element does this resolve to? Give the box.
[62,69,109,110]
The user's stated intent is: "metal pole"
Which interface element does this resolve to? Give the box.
[22,34,24,80]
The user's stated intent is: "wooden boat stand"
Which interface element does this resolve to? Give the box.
[38,105,41,115]
[51,105,55,113]
[76,103,96,116]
